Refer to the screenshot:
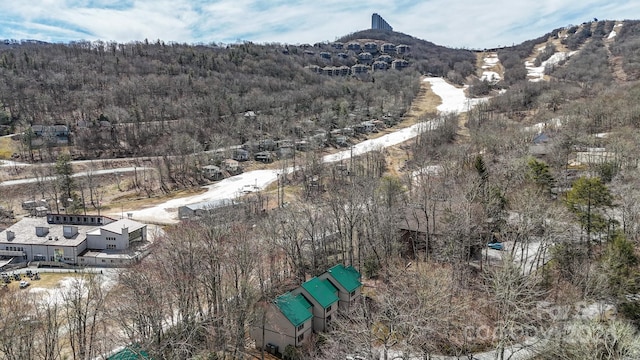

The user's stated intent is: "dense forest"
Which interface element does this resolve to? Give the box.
[0,32,474,161]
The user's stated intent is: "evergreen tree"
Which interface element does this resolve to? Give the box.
[55,153,75,204]
[566,176,615,254]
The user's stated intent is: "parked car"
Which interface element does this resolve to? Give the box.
[19,280,30,289]
[487,242,504,251]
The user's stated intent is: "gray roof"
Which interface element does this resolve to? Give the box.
[100,219,146,235]
[0,217,92,247]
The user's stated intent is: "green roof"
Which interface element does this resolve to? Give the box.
[301,278,339,308]
[325,278,339,293]
[275,293,313,327]
[296,293,313,310]
[327,264,362,293]
[108,347,150,360]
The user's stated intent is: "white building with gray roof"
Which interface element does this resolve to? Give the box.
[0,214,147,266]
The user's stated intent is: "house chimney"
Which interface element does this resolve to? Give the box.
[6,231,14,241]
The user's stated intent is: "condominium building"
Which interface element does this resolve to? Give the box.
[372,13,393,31]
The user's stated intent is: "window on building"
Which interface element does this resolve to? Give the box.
[297,323,304,331]
[101,260,105,263]
[350,291,356,297]
[297,333,304,343]
[327,315,332,322]
[325,305,332,312]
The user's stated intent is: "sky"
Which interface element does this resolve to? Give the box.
[0,1,638,49]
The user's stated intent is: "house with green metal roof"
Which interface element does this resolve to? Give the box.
[107,346,150,360]
[251,265,363,354]
[320,264,363,309]
[250,292,314,355]
[293,277,340,332]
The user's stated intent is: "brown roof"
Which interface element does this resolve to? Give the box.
[398,207,429,233]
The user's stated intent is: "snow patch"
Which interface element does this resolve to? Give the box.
[576,303,616,320]
[29,277,86,305]
[480,71,501,83]
[412,165,443,178]
[523,118,563,134]
[0,159,29,168]
[607,30,617,39]
[482,54,500,69]
[525,51,576,82]
[28,271,118,305]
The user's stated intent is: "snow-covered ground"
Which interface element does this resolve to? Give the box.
[522,117,563,134]
[427,77,489,113]
[482,53,500,69]
[480,70,501,83]
[525,51,576,82]
[480,53,501,84]
[608,23,623,40]
[412,165,443,179]
[0,159,29,168]
[27,268,119,305]
[128,169,281,223]
[128,77,488,224]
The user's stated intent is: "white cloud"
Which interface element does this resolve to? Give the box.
[0,0,638,48]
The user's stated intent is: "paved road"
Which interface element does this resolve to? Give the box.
[0,166,152,187]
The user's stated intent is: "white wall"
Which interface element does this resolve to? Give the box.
[87,229,128,250]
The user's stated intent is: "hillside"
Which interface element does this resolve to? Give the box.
[0,33,475,163]
[338,29,477,79]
